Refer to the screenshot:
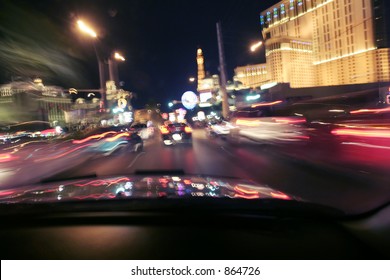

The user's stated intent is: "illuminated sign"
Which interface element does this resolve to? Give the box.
[181,91,198,110]
[199,92,213,103]
[118,98,127,109]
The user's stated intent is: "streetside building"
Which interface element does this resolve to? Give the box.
[0,79,72,126]
[253,0,390,102]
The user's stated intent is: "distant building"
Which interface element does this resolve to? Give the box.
[197,48,206,92]
[259,0,390,88]
[234,64,269,88]
[0,79,72,126]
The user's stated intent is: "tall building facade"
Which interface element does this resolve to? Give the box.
[260,0,390,88]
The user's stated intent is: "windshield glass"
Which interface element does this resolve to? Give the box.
[0,0,389,216]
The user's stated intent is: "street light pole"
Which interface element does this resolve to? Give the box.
[77,20,107,110]
[216,22,230,120]
[108,52,126,88]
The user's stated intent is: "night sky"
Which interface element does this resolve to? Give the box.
[0,0,275,109]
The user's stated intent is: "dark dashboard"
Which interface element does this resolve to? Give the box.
[1,199,389,259]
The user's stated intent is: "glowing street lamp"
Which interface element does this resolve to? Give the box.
[114,52,126,61]
[76,19,106,109]
[77,20,97,38]
[189,77,196,83]
[250,41,263,52]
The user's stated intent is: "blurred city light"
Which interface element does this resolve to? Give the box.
[114,52,126,61]
[77,20,97,38]
[250,41,263,52]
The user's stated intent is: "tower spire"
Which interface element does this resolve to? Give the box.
[197,48,205,91]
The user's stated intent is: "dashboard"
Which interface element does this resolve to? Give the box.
[1,200,389,259]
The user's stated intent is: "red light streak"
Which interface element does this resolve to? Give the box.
[0,153,16,163]
[104,132,130,142]
[270,192,291,200]
[331,128,390,138]
[272,117,306,124]
[350,107,390,115]
[74,177,130,187]
[73,131,117,144]
[0,190,15,197]
[251,100,283,108]
[235,186,259,195]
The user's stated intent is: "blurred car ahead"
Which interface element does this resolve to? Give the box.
[160,123,192,146]
[130,123,154,140]
[228,104,308,145]
[87,132,143,156]
[206,120,232,138]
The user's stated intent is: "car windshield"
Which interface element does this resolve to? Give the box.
[0,0,390,217]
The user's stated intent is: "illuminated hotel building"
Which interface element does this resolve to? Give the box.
[260,0,390,88]
[234,64,269,88]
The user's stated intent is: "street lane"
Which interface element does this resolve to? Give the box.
[49,129,390,214]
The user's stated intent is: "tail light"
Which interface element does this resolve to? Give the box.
[160,127,170,134]
[185,127,192,133]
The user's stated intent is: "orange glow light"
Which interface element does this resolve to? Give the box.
[235,186,259,195]
[332,128,390,138]
[160,127,170,134]
[350,107,390,115]
[105,132,130,142]
[251,100,283,108]
[73,131,117,144]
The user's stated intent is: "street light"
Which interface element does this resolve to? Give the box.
[109,52,126,88]
[250,41,263,52]
[114,52,126,61]
[189,77,196,83]
[77,20,97,38]
[76,19,106,110]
